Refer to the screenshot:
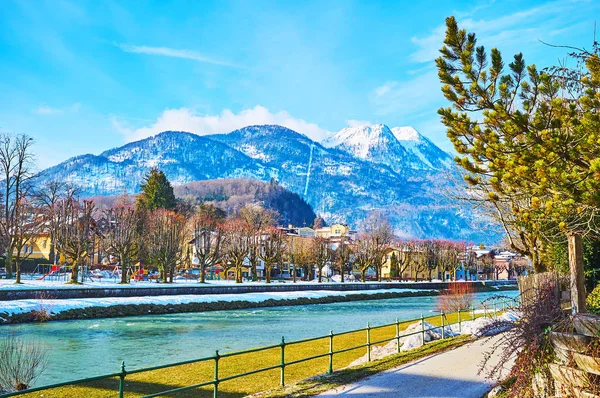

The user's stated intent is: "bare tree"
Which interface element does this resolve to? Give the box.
[240,204,278,281]
[192,204,225,283]
[422,240,440,281]
[222,218,250,283]
[34,181,77,266]
[362,212,394,282]
[103,205,141,284]
[0,334,48,393]
[397,242,415,281]
[312,237,332,283]
[334,237,352,283]
[258,227,285,283]
[55,198,96,284]
[287,236,314,281]
[0,134,35,279]
[146,209,187,283]
[12,197,44,283]
[354,237,372,282]
[444,241,466,281]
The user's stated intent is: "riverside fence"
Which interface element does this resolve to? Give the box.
[1,296,518,398]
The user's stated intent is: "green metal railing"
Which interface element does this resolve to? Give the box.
[0,296,518,398]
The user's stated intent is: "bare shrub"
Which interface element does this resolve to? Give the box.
[435,282,474,313]
[0,334,48,392]
[30,291,54,322]
[479,279,567,397]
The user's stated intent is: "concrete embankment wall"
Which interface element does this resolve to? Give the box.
[0,280,517,301]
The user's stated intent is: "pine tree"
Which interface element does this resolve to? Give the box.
[136,168,176,212]
[436,16,600,276]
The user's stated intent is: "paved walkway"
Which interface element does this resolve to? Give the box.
[319,335,513,398]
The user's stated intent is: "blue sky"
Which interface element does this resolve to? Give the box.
[0,0,598,169]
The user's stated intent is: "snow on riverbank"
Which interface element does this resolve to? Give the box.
[348,310,520,367]
[0,288,436,317]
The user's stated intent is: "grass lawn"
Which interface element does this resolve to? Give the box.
[16,312,486,398]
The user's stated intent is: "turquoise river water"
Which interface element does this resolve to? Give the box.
[1,290,518,386]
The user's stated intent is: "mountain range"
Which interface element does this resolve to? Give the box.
[35,124,499,243]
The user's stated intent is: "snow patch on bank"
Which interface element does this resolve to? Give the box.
[348,310,519,367]
[0,289,436,317]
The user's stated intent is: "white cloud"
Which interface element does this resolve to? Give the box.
[117,44,242,68]
[112,105,333,142]
[33,103,81,115]
[34,106,62,115]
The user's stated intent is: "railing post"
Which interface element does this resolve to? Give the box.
[280,336,286,386]
[366,323,371,362]
[214,350,220,398]
[494,302,497,318]
[483,304,487,319]
[118,361,126,398]
[328,330,334,374]
[471,306,475,321]
[420,314,425,346]
[458,309,461,333]
[440,311,445,339]
[395,317,400,353]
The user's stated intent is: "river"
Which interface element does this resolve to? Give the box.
[1,290,518,386]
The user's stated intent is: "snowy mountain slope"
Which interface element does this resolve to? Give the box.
[207,125,418,216]
[37,131,277,196]
[323,124,453,173]
[391,126,454,170]
[322,124,406,159]
[34,125,499,243]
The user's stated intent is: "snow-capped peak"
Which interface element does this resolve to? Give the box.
[391,126,422,142]
[322,124,399,159]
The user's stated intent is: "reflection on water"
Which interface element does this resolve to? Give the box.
[1,290,518,385]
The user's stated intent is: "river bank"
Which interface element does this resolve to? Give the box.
[0,284,518,324]
[0,278,517,300]
[2,289,439,324]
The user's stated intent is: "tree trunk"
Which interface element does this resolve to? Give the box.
[120,260,129,284]
[318,266,322,283]
[340,265,345,283]
[531,250,545,273]
[49,240,56,265]
[199,263,206,283]
[70,261,79,284]
[291,263,296,283]
[265,265,271,283]
[568,233,586,314]
[5,247,12,279]
[15,259,21,284]
[251,259,257,281]
[361,269,366,282]
[235,264,242,283]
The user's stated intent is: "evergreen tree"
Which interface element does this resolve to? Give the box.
[436,16,600,274]
[136,168,176,211]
